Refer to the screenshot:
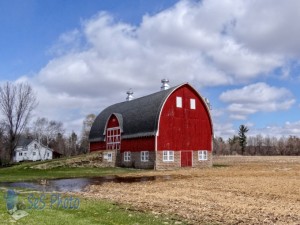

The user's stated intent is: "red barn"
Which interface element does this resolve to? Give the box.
[89,81,213,170]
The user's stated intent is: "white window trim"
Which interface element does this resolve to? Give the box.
[106,127,121,150]
[163,151,174,162]
[124,151,131,162]
[104,152,113,162]
[176,97,182,108]
[198,150,208,161]
[190,98,196,110]
[141,151,149,162]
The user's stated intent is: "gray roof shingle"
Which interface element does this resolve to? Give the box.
[89,85,179,142]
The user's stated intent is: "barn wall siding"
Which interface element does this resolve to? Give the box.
[100,150,117,167]
[155,151,181,170]
[121,137,155,152]
[192,151,213,168]
[155,150,212,170]
[158,85,212,151]
[90,141,106,152]
[121,151,155,169]
[107,114,120,128]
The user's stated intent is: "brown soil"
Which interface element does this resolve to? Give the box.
[83,156,300,225]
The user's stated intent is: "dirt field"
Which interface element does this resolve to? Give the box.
[83,156,300,225]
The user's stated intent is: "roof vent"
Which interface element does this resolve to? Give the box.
[126,89,134,101]
[161,78,170,90]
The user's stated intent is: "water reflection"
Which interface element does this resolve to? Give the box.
[0,175,172,192]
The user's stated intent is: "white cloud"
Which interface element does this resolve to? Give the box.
[220,82,295,119]
[10,0,300,135]
[231,0,300,56]
[249,121,300,138]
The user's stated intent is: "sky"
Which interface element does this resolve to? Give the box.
[1,0,300,139]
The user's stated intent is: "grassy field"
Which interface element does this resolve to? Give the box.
[0,190,184,225]
[0,153,138,182]
[0,154,185,224]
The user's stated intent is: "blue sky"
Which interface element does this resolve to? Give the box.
[1,0,300,138]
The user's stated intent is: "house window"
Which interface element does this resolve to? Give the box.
[19,152,22,156]
[141,151,149,162]
[163,151,174,162]
[47,153,50,157]
[24,153,27,156]
[176,97,182,108]
[106,127,121,150]
[104,152,113,162]
[124,152,131,162]
[33,152,36,156]
[34,144,37,149]
[198,150,208,160]
[190,99,196,109]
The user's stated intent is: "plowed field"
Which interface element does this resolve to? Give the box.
[83,156,300,225]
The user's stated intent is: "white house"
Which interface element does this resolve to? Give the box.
[13,138,53,162]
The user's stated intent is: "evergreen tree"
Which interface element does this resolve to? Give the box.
[238,125,249,155]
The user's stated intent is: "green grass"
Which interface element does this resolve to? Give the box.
[0,166,136,182]
[0,156,140,182]
[0,190,185,225]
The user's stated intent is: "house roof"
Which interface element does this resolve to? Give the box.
[16,137,33,147]
[89,85,180,142]
[15,137,53,151]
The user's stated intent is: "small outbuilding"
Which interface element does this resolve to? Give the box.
[89,80,213,170]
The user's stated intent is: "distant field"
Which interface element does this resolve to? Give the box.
[83,156,300,225]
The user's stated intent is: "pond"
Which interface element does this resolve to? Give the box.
[0,175,173,192]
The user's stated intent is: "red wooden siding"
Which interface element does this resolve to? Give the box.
[90,114,121,152]
[90,141,106,152]
[121,137,155,152]
[157,84,212,151]
[107,114,120,128]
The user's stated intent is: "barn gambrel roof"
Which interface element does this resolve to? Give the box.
[89,85,180,142]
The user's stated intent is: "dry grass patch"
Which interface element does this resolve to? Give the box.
[83,156,300,225]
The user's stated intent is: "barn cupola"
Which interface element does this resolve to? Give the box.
[161,78,170,90]
[126,89,134,101]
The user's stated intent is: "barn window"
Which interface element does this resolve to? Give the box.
[198,150,208,160]
[124,151,131,161]
[104,152,113,162]
[141,151,149,162]
[106,127,121,150]
[176,97,182,108]
[190,99,196,109]
[163,151,174,162]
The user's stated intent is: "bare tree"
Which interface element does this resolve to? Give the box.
[0,82,37,161]
[32,117,64,146]
[79,114,96,154]
[228,135,240,155]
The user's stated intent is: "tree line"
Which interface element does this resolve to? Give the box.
[0,82,96,165]
[214,125,300,156]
